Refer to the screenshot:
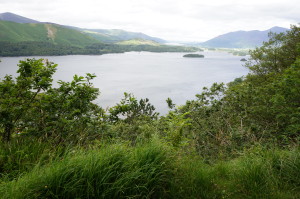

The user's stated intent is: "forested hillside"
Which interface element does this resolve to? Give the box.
[0,25,299,198]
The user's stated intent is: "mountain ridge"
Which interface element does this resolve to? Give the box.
[0,12,41,23]
[199,26,289,48]
[0,12,166,44]
[0,13,198,56]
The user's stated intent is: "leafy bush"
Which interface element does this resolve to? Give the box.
[0,59,103,143]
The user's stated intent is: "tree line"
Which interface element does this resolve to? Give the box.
[0,41,198,56]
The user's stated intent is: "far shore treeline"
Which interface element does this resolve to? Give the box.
[0,41,200,56]
[0,25,300,198]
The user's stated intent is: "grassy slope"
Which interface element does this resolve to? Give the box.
[0,21,98,47]
[82,29,166,43]
[0,21,48,42]
[82,30,119,43]
[0,138,299,199]
[116,39,161,46]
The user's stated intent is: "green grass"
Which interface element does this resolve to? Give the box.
[0,138,71,180]
[0,141,173,198]
[83,30,118,43]
[0,22,48,42]
[215,148,300,199]
[0,139,299,198]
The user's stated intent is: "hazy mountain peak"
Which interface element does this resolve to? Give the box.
[200,26,288,48]
[0,12,40,23]
[269,26,288,33]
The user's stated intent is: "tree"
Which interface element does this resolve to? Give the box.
[0,59,56,142]
[23,73,102,141]
[0,59,102,143]
[109,92,158,123]
[166,97,175,110]
[246,24,300,75]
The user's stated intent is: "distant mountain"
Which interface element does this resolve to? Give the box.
[0,20,98,47]
[0,12,40,23]
[0,12,166,44]
[200,27,289,48]
[0,13,197,56]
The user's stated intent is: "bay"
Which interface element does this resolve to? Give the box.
[0,51,249,114]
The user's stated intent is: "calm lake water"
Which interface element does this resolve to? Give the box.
[0,51,249,114]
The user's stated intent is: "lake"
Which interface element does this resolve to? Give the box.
[0,51,249,114]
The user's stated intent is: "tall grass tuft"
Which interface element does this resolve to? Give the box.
[171,156,221,199]
[228,147,300,199]
[0,138,70,180]
[0,141,173,199]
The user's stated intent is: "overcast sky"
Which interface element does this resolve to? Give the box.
[0,0,299,42]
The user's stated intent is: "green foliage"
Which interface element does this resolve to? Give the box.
[247,25,300,75]
[166,97,175,109]
[176,83,244,158]
[0,41,89,56]
[0,59,57,142]
[224,54,300,142]
[271,60,300,136]
[159,111,191,148]
[23,73,103,141]
[107,119,157,145]
[0,59,103,143]
[109,93,158,123]
[107,93,159,144]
